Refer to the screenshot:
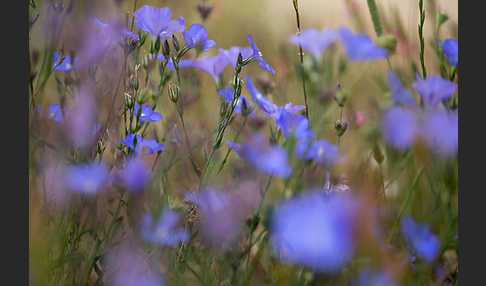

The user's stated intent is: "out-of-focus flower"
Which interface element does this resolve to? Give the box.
[189,54,228,81]
[134,103,163,122]
[339,27,388,61]
[120,134,164,154]
[382,107,418,149]
[133,5,185,39]
[244,75,279,116]
[306,139,342,167]
[274,109,309,139]
[218,88,254,115]
[355,111,366,127]
[354,268,399,286]
[47,104,67,123]
[118,158,151,193]
[52,52,75,71]
[40,160,69,207]
[183,23,216,52]
[270,191,357,272]
[227,133,292,178]
[288,28,338,59]
[105,243,165,286]
[439,39,458,67]
[219,46,253,68]
[387,71,416,107]
[323,173,351,194]
[66,162,110,195]
[412,75,457,108]
[247,34,275,74]
[141,209,189,246]
[401,216,441,262]
[421,110,458,156]
[64,88,98,149]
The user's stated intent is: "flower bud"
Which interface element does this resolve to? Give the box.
[168,84,179,103]
[172,35,180,52]
[436,11,449,31]
[154,36,161,54]
[334,120,348,137]
[377,34,397,54]
[335,90,349,107]
[196,3,214,21]
[162,39,171,58]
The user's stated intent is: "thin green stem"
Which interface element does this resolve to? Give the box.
[418,0,427,78]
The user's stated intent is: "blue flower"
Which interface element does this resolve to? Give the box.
[156,54,193,71]
[134,103,163,122]
[421,110,458,157]
[133,5,185,39]
[219,46,253,68]
[141,209,189,246]
[47,104,67,123]
[227,133,292,178]
[183,23,216,52]
[92,17,139,40]
[244,75,279,116]
[382,107,418,149]
[189,54,228,81]
[401,216,441,262]
[270,191,356,272]
[306,139,342,167]
[66,162,110,195]
[412,75,457,107]
[119,158,151,193]
[339,27,387,61]
[247,34,275,74]
[439,38,458,66]
[288,28,338,59]
[354,268,399,286]
[387,71,416,107]
[275,109,309,139]
[52,52,74,71]
[218,88,253,115]
[120,133,140,150]
[120,133,164,154]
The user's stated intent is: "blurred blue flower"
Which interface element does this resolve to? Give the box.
[412,75,457,107]
[141,209,189,246]
[219,46,253,68]
[439,38,458,67]
[401,216,441,262]
[133,5,185,39]
[47,104,67,123]
[306,139,342,166]
[52,52,75,71]
[275,109,309,139]
[288,28,338,59]
[227,133,292,178]
[120,133,164,154]
[354,268,399,286]
[218,88,254,115]
[270,191,356,272]
[190,54,228,81]
[134,103,163,122]
[387,71,416,107]
[244,75,279,116]
[119,158,151,193]
[382,107,418,149]
[92,17,139,40]
[421,110,458,157]
[247,34,275,74]
[66,162,110,195]
[183,23,216,52]
[339,27,387,61]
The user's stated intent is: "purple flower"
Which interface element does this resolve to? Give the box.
[227,133,292,178]
[270,191,357,272]
[412,75,457,107]
[339,27,387,61]
[141,209,189,246]
[306,139,342,167]
[295,128,315,158]
[134,103,163,122]
[119,158,151,193]
[66,162,110,195]
[421,110,458,156]
[189,54,228,81]
[64,90,98,149]
[247,34,275,74]
[439,38,458,67]
[244,75,279,116]
[354,268,399,286]
[288,28,338,59]
[183,23,216,52]
[387,71,416,107]
[382,107,418,149]
[47,104,67,123]
[218,88,253,115]
[274,109,309,139]
[120,133,140,150]
[401,216,441,262]
[133,5,185,39]
[219,46,253,68]
[156,54,193,71]
[52,52,74,71]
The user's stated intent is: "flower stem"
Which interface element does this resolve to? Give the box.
[418,0,427,78]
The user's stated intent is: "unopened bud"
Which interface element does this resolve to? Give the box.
[172,35,180,52]
[334,120,348,137]
[220,101,228,117]
[377,34,397,54]
[162,39,171,58]
[436,11,449,30]
[154,36,161,54]
[168,84,179,103]
[196,3,214,21]
[335,90,349,107]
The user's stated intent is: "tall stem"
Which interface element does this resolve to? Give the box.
[418,0,427,78]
